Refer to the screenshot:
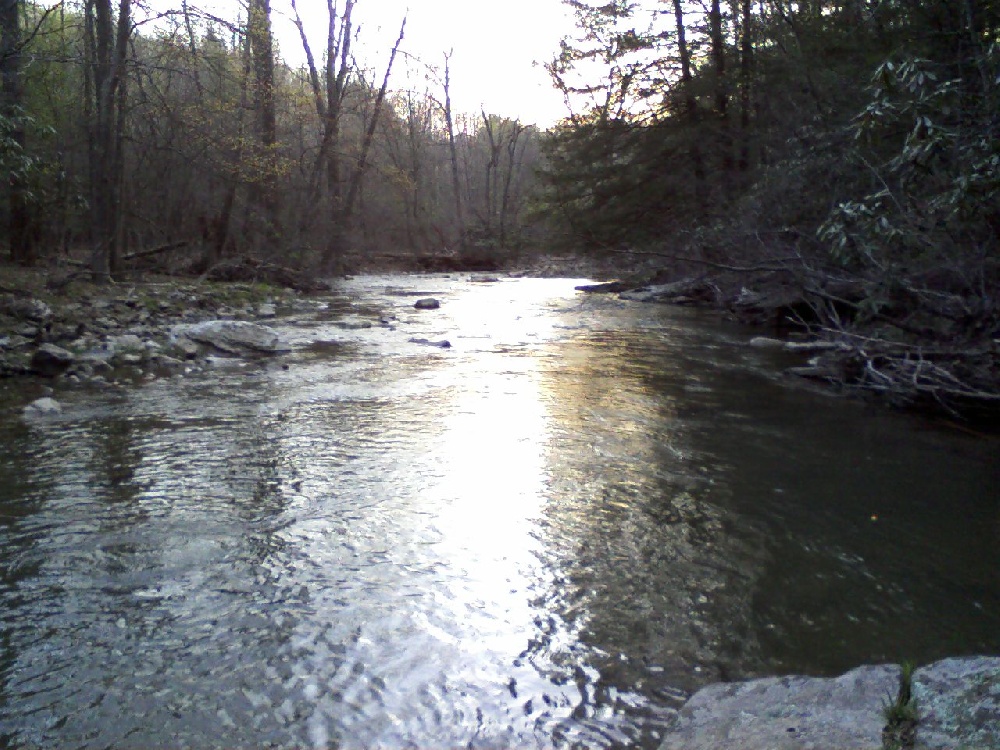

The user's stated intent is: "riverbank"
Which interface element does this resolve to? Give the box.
[0,264,318,406]
[4,259,999,426]
[573,261,1000,426]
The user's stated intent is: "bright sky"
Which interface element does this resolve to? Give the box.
[269,0,576,127]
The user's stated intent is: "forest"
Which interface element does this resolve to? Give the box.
[1,0,998,412]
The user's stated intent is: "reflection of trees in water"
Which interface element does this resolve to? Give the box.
[0,386,313,747]
[529,330,768,708]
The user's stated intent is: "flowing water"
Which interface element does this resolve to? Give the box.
[1,275,997,748]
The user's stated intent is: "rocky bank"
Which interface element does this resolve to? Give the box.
[658,656,1000,750]
[0,266,311,404]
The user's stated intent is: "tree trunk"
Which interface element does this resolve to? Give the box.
[87,0,131,283]
[709,0,733,176]
[2,0,33,265]
[738,0,753,172]
[444,52,465,252]
[672,0,705,205]
[248,0,279,245]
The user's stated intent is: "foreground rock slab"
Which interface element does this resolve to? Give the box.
[913,656,1000,749]
[658,657,1000,750]
[659,663,899,750]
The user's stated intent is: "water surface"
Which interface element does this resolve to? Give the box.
[1,275,997,748]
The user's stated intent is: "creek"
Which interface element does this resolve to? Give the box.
[1,275,998,748]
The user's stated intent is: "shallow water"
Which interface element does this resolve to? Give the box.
[1,275,997,748]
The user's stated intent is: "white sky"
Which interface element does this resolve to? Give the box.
[269,0,576,127]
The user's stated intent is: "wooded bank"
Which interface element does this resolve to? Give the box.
[1,0,997,417]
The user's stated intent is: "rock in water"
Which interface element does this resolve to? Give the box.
[30,343,76,377]
[175,320,291,355]
[658,657,1000,750]
[658,663,900,750]
[414,298,440,310]
[23,397,62,417]
[408,337,451,348]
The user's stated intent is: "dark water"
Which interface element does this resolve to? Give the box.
[1,275,997,748]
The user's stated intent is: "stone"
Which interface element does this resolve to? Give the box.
[619,278,707,303]
[0,295,52,322]
[913,656,1000,749]
[658,657,1000,750]
[23,397,62,417]
[470,275,500,283]
[257,303,277,318]
[576,281,634,293]
[169,336,201,360]
[414,298,440,310]
[658,663,900,750]
[109,333,145,352]
[30,343,76,377]
[408,337,451,348]
[173,320,291,355]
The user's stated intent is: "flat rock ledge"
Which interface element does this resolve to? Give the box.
[658,656,1000,750]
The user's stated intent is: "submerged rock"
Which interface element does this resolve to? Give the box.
[414,298,440,310]
[23,396,62,417]
[174,320,291,355]
[409,337,451,348]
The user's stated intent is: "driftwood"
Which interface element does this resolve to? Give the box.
[120,240,188,262]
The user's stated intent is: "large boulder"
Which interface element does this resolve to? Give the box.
[658,657,1000,750]
[173,320,291,355]
[913,656,1000,749]
[30,343,76,377]
[658,663,899,750]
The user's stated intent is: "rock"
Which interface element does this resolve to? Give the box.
[108,333,145,352]
[414,298,440,310]
[658,663,900,750]
[257,303,277,318]
[409,337,451,348]
[334,319,373,330]
[0,295,52,322]
[30,343,76,377]
[575,281,634,293]
[174,320,291,355]
[23,397,62,417]
[913,656,1000,750]
[619,278,712,304]
[169,336,201,360]
[658,657,1000,750]
[0,334,30,350]
[470,275,500,283]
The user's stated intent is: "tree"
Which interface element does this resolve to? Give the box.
[86,0,132,281]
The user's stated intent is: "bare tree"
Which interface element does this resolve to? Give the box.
[86,0,132,282]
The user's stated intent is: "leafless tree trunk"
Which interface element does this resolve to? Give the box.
[672,0,705,204]
[443,51,465,252]
[87,0,131,282]
[322,16,405,271]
